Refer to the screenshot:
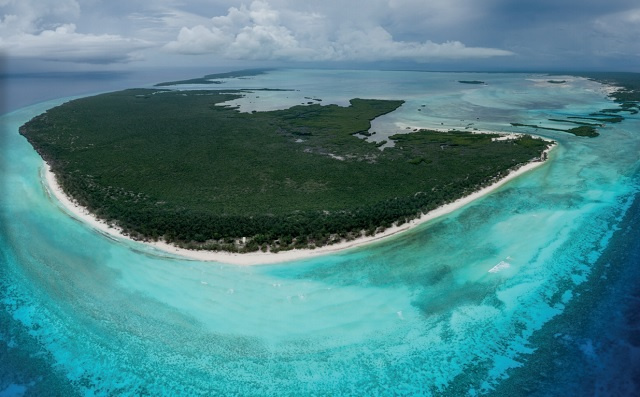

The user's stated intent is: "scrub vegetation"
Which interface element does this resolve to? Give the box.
[510,123,599,137]
[21,88,551,252]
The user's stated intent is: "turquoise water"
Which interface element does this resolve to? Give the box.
[1,70,639,395]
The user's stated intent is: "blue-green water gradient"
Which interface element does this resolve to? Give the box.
[1,70,638,395]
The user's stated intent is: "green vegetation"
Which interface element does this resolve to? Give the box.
[570,115,623,123]
[568,72,640,117]
[599,107,635,114]
[510,123,599,137]
[242,88,296,92]
[459,80,485,85]
[577,72,640,103]
[548,119,601,126]
[513,72,640,138]
[21,89,551,252]
[567,126,599,137]
[155,69,271,87]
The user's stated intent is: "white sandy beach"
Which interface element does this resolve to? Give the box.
[42,142,556,266]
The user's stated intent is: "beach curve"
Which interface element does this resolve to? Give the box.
[42,141,556,266]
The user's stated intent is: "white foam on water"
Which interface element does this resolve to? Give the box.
[488,261,511,273]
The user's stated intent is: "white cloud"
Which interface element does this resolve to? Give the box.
[169,25,231,54]
[1,0,637,70]
[0,0,151,64]
[1,23,151,63]
[164,0,513,62]
[0,0,80,34]
[332,26,512,61]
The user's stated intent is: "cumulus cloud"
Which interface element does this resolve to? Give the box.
[164,0,513,62]
[1,24,150,63]
[1,0,637,70]
[331,27,513,61]
[0,0,151,64]
[0,0,80,34]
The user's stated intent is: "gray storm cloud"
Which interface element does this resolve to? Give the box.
[0,0,638,69]
[163,1,514,62]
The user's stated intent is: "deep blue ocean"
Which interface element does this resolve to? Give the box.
[1,69,639,396]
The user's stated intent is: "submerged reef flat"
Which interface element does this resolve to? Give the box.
[20,87,551,253]
[510,73,640,138]
[569,72,640,115]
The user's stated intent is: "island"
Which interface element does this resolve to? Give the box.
[20,87,553,255]
[458,80,486,85]
[154,69,271,87]
[510,122,600,137]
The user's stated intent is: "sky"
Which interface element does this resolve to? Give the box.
[1,0,639,73]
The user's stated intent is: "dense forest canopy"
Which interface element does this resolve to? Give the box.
[21,87,552,253]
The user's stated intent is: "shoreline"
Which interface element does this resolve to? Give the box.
[42,142,556,266]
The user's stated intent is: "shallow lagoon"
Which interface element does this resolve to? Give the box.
[1,70,639,395]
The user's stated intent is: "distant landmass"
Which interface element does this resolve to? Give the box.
[155,69,272,86]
